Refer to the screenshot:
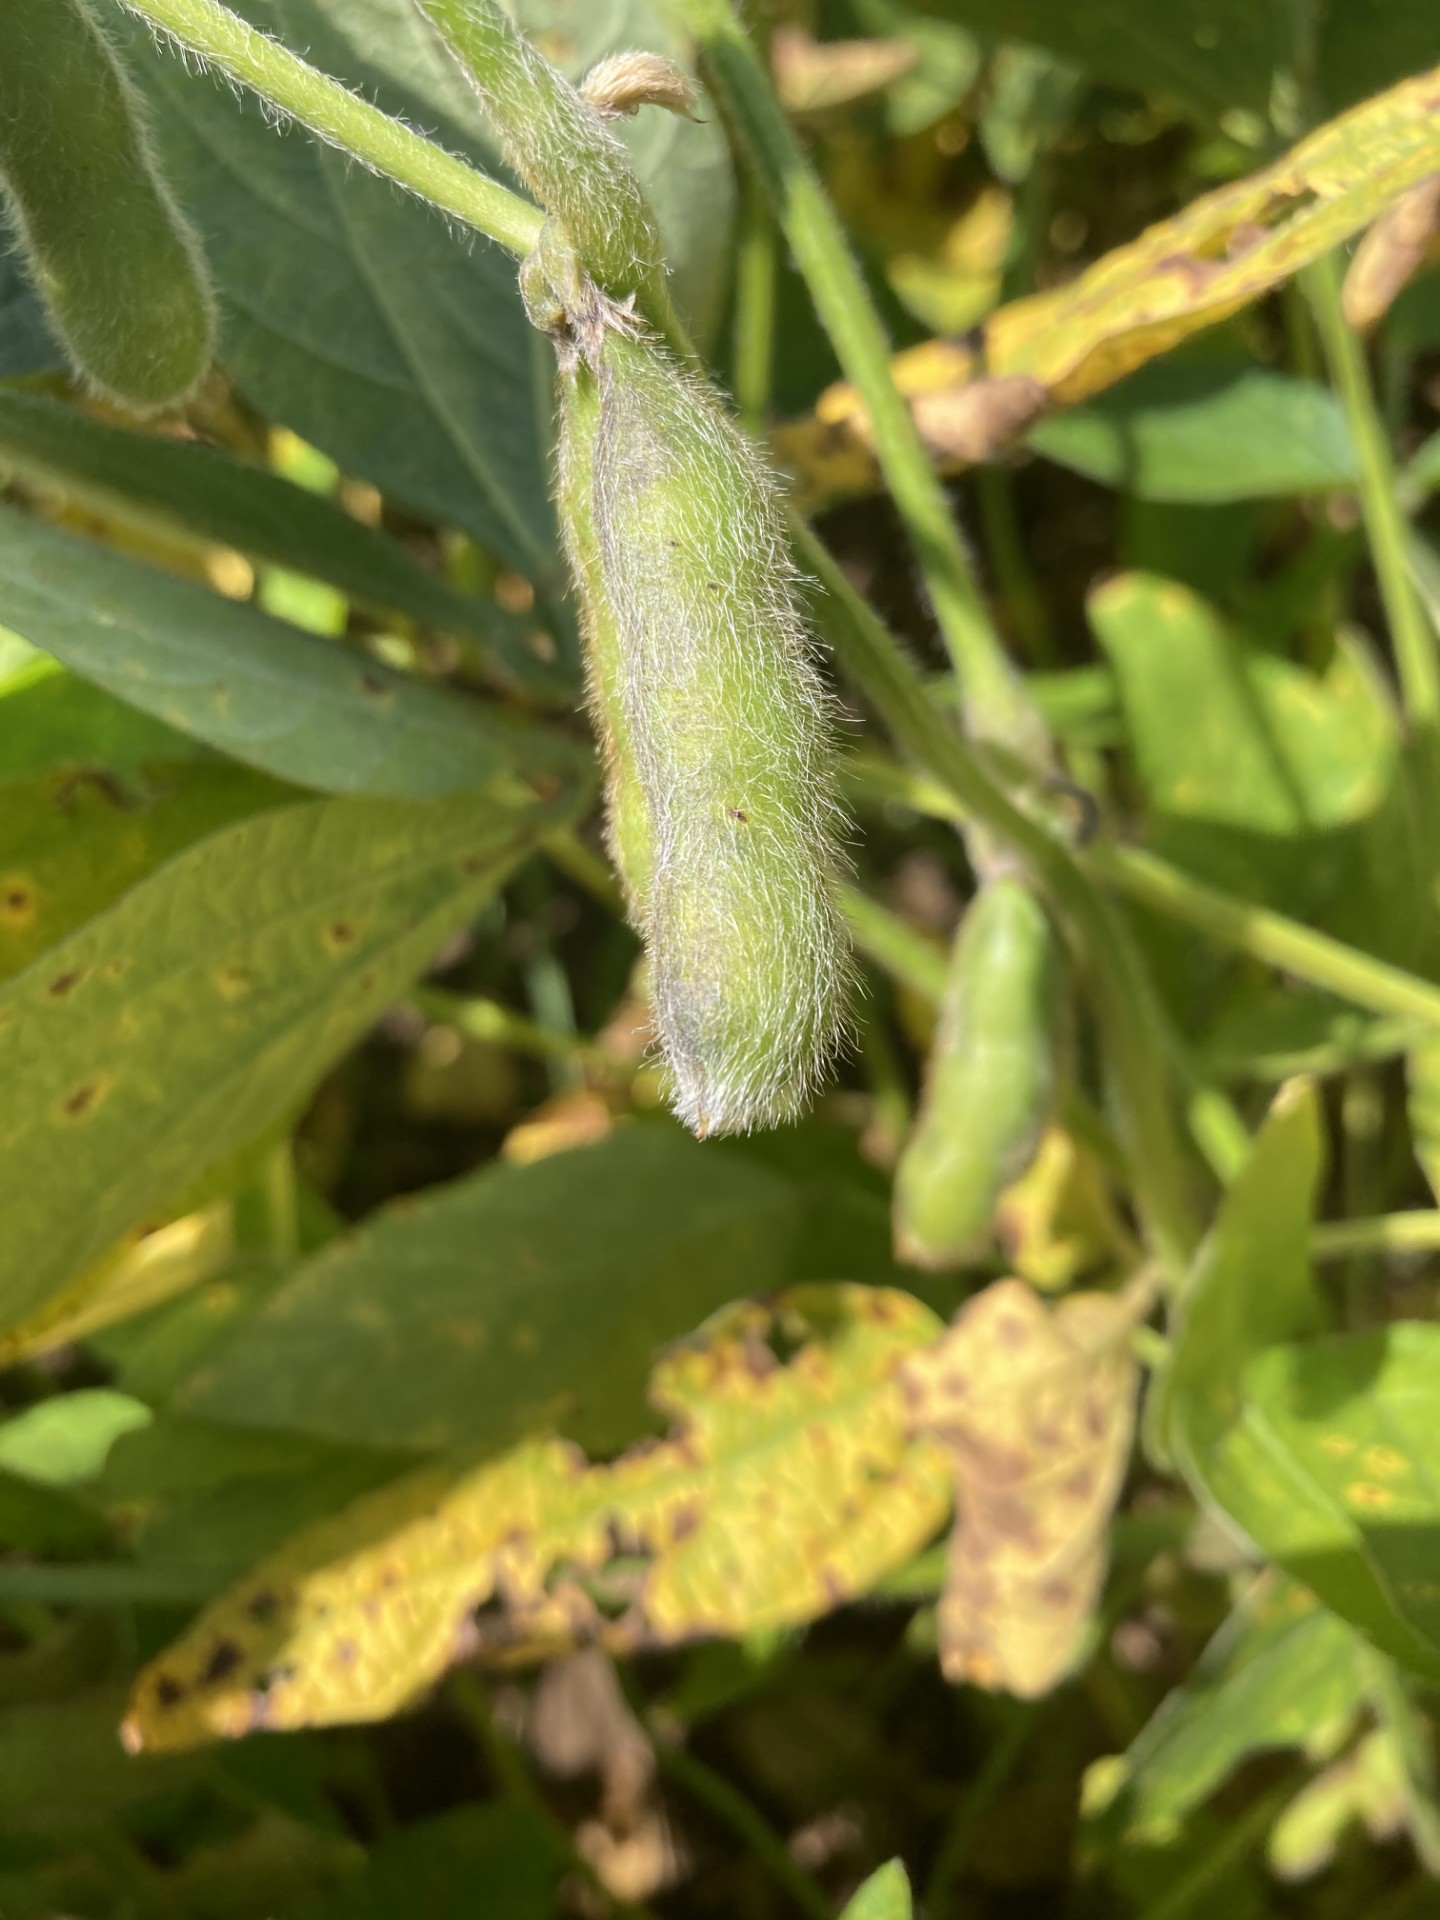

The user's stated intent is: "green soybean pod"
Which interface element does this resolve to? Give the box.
[590,326,853,1138]
[0,0,214,413]
[554,358,655,915]
[415,0,663,307]
[893,875,1060,1268]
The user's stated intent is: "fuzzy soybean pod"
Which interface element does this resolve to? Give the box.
[894,875,1060,1268]
[591,326,852,1138]
[415,0,664,309]
[555,358,655,915]
[0,0,214,413]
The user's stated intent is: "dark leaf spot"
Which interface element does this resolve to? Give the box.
[246,1590,279,1623]
[47,968,87,999]
[154,1675,186,1710]
[59,1076,109,1121]
[201,1640,244,1686]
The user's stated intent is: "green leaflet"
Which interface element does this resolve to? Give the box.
[0,506,584,798]
[0,775,588,1326]
[0,0,214,410]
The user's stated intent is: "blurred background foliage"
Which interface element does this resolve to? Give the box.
[2,0,1440,1915]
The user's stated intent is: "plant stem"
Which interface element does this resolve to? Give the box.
[797,515,1201,1273]
[732,170,779,434]
[668,0,1043,755]
[652,1739,831,1920]
[1310,1209,1440,1260]
[841,885,947,1004]
[1091,842,1440,1030]
[923,1707,1033,1912]
[1308,251,1440,820]
[413,986,615,1074]
[115,0,545,256]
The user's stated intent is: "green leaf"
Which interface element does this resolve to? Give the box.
[296,1805,566,1920]
[1203,1325,1440,1681]
[179,1127,806,1454]
[0,763,287,983]
[1115,1580,1370,1844]
[1029,365,1357,503]
[0,1468,112,1558]
[0,776,586,1326]
[1157,1078,1323,1473]
[0,666,206,788]
[0,1692,200,1827]
[0,506,584,796]
[839,1860,914,1920]
[0,1391,153,1487]
[0,391,534,658]
[119,0,562,596]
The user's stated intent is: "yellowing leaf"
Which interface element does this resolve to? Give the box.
[901,1277,1147,1698]
[1342,172,1440,331]
[994,1127,1140,1293]
[122,1285,951,1752]
[776,65,1440,506]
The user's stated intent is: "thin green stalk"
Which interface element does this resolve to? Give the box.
[413,985,615,1074]
[668,0,1043,756]
[115,0,545,256]
[1138,1786,1291,1920]
[1308,252,1440,818]
[1310,1209,1440,1261]
[923,1708,1033,1912]
[732,170,779,434]
[974,464,1057,668]
[798,516,1201,1273]
[1091,842,1440,1031]
[841,884,947,1005]
[544,828,627,917]
[652,1739,831,1920]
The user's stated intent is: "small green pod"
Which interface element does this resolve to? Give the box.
[555,358,655,914]
[591,327,852,1137]
[0,0,214,413]
[416,0,663,306]
[893,875,1059,1268]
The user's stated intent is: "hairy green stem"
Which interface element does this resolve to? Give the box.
[1092,843,1440,1030]
[667,0,1043,756]
[1308,252,1440,820]
[114,0,545,256]
[797,516,1200,1272]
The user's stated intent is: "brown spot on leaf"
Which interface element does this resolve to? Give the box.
[246,1589,280,1623]
[59,1075,111,1121]
[47,967,87,999]
[201,1640,244,1686]
[1,878,35,928]
[323,921,359,954]
[358,672,393,701]
[154,1675,186,1710]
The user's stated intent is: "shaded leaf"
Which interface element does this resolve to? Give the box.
[0,1469,111,1559]
[0,776,587,1326]
[122,1286,951,1749]
[901,1276,1146,1697]
[119,0,561,594]
[180,1128,805,1455]
[1029,364,1356,502]
[0,391,533,658]
[0,506,584,797]
[295,1805,566,1920]
[1156,1078,1323,1475]
[839,1859,914,1920]
[1114,1579,1370,1844]
[0,249,62,379]
[0,667,206,789]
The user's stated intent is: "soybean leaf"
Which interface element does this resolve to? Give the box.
[0,1392,153,1488]
[0,507,584,796]
[0,1468,110,1559]
[179,1128,805,1455]
[1201,1324,1440,1681]
[1089,572,1424,956]
[987,70,1440,404]
[123,1287,951,1750]
[118,0,562,598]
[1156,1077,1323,1476]
[0,667,205,788]
[902,1277,1145,1697]
[1028,364,1356,502]
[296,1806,566,1920]
[0,763,288,983]
[913,0,1278,125]
[1114,1580,1371,1844]
[0,776,587,1326]
[839,1861,915,1920]
[0,392,533,655]
[0,1693,201,1826]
